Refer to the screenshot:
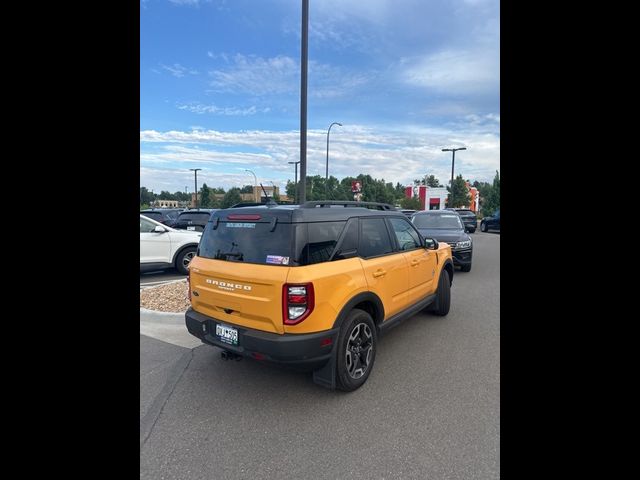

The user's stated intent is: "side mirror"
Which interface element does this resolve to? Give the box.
[153,225,167,233]
[424,237,439,250]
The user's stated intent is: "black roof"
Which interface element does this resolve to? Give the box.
[413,210,460,215]
[211,201,405,223]
[141,208,183,213]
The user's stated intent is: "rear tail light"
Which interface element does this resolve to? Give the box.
[187,272,191,302]
[282,283,315,325]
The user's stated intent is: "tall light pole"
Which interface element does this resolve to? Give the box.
[326,122,342,199]
[245,169,258,202]
[299,0,309,204]
[189,168,201,209]
[442,147,467,207]
[288,161,300,204]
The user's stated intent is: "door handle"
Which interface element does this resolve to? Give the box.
[410,260,419,266]
[372,269,387,278]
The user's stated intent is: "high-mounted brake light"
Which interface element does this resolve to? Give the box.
[227,214,261,220]
[282,283,315,325]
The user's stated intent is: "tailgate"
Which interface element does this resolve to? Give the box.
[189,256,289,334]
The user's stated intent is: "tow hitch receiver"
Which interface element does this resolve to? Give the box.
[221,350,242,361]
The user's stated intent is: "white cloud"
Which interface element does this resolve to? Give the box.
[207,53,373,98]
[401,48,499,95]
[140,124,499,192]
[160,63,199,78]
[176,102,270,116]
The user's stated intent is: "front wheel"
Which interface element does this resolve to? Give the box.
[460,263,472,272]
[430,270,451,316]
[335,309,377,392]
[175,246,196,275]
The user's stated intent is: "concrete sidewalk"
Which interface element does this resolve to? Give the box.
[140,307,202,349]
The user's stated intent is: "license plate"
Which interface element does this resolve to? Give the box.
[187,226,196,231]
[216,324,238,345]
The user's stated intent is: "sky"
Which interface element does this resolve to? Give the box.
[140,0,500,194]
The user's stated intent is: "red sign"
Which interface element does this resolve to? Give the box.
[351,181,362,193]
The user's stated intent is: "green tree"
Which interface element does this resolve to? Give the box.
[221,187,242,208]
[448,174,471,208]
[199,183,212,208]
[140,187,154,206]
[481,170,500,216]
[158,190,175,200]
[400,196,422,210]
[240,185,254,194]
[425,175,442,187]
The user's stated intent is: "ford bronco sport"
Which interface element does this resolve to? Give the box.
[185,201,454,391]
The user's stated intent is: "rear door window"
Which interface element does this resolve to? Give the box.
[359,218,393,258]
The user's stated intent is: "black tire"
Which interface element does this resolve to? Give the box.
[460,263,472,272]
[175,246,196,275]
[480,222,488,232]
[335,309,377,392]
[468,228,476,234]
[431,270,451,316]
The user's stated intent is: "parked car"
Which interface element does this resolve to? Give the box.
[452,208,477,233]
[185,200,454,391]
[140,214,202,275]
[480,209,500,232]
[411,210,473,272]
[400,209,416,217]
[172,209,216,232]
[140,208,183,227]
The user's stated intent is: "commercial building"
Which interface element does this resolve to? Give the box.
[404,183,479,212]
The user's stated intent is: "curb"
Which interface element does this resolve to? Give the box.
[140,307,186,324]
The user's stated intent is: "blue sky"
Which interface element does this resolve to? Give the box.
[140,0,500,194]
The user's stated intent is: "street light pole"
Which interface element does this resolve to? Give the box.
[189,168,202,209]
[299,0,309,204]
[441,147,467,207]
[245,169,258,203]
[326,122,342,199]
[288,161,300,204]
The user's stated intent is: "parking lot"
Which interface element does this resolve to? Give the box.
[140,230,499,480]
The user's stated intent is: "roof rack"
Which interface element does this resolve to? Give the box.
[300,201,397,211]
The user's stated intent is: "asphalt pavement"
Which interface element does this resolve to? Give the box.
[140,230,500,480]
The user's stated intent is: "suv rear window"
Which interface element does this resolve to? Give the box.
[143,212,163,221]
[178,212,211,222]
[199,220,294,265]
[456,210,475,216]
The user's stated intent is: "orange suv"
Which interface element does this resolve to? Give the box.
[185,201,454,391]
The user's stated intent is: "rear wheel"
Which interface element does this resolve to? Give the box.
[481,222,488,232]
[335,309,377,392]
[175,246,196,275]
[430,270,451,316]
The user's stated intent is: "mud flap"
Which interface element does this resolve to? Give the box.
[312,347,337,390]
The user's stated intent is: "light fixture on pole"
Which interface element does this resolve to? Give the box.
[245,169,258,202]
[325,122,342,199]
[288,161,300,204]
[441,147,467,207]
[189,168,202,209]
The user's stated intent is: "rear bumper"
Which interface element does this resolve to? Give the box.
[185,308,338,369]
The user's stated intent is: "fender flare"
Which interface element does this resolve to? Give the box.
[331,291,385,330]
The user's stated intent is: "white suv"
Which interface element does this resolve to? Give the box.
[140,214,203,274]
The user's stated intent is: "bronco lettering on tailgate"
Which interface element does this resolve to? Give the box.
[205,278,252,291]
